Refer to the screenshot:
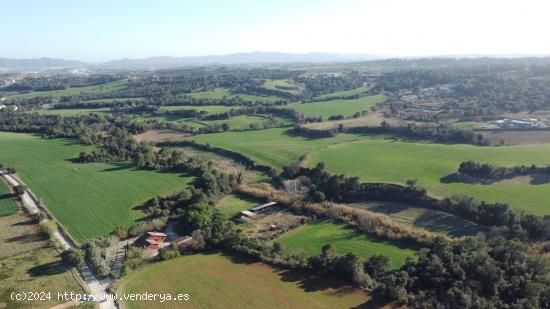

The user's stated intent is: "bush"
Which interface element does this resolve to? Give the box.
[60,249,84,268]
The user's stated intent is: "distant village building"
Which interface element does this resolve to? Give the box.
[493,117,548,129]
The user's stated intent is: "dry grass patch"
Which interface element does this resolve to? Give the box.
[134,129,189,143]
[0,212,47,260]
[120,253,373,309]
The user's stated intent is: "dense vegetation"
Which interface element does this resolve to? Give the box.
[459,160,550,180]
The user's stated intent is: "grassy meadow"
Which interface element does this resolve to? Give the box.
[282,94,386,118]
[0,179,18,217]
[215,194,262,217]
[190,128,550,215]
[7,79,129,100]
[262,79,300,94]
[0,132,194,243]
[277,221,416,268]
[120,253,371,309]
[189,87,284,102]
[315,85,370,100]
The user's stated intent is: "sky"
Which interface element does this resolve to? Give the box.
[1,0,550,62]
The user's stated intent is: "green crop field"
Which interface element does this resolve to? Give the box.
[120,253,370,309]
[189,87,284,102]
[190,128,550,215]
[315,85,370,100]
[190,128,359,168]
[277,221,415,268]
[215,194,263,217]
[0,179,18,217]
[7,79,129,100]
[159,105,236,114]
[0,132,194,243]
[282,94,386,119]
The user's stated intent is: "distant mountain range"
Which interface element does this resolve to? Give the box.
[0,52,383,71]
[100,52,383,69]
[0,57,87,70]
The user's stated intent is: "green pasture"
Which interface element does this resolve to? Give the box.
[190,128,550,215]
[0,132,194,243]
[282,94,386,119]
[277,221,416,268]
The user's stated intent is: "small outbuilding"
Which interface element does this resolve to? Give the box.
[174,236,195,250]
[240,210,257,219]
[250,202,277,212]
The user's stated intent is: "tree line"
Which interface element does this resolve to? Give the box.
[458,160,550,180]
[293,121,485,145]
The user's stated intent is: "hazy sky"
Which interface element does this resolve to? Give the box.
[1,0,549,61]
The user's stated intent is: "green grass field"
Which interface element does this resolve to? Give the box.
[282,94,386,119]
[189,87,284,102]
[0,247,85,308]
[315,85,370,100]
[215,194,262,217]
[0,132,194,243]
[120,253,370,309]
[7,79,129,100]
[277,221,415,268]
[190,128,550,215]
[159,105,236,114]
[262,79,300,95]
[0,179,18,217]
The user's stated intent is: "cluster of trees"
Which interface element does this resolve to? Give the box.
[294,121,484,145]
[377,237,550,307]
[76,128,145,162]
[60,249,84,268]
[0,111,147,144]
[83,241,111,278]
[157,140,276,176]
[459,161,550,180]
[295,72,366,97]
[439,195,550,241]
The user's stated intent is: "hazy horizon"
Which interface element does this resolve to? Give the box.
[2,0,550,62]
